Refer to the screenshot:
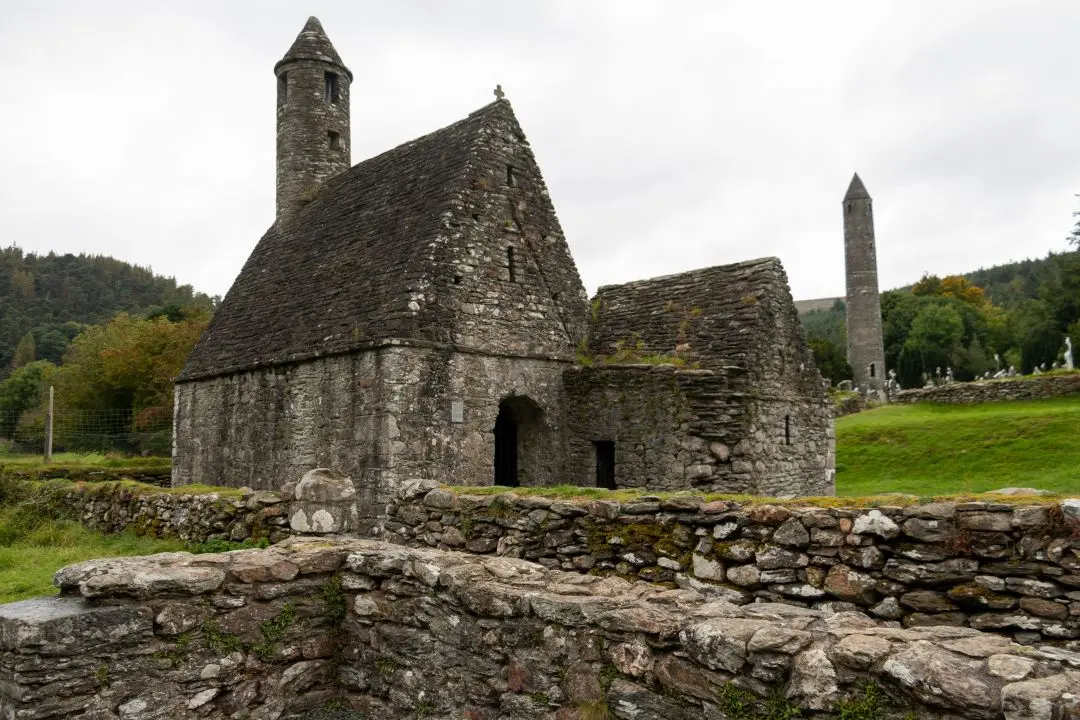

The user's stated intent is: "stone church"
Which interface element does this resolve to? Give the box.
[173,17,834,519]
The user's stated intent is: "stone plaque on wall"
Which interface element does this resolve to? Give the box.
[451,399,464,423]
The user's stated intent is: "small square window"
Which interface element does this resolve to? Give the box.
[328,131,341,150]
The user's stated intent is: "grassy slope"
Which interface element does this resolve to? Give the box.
[835,396,1080,496]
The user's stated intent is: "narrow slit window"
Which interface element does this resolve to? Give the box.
[869,362,876,378]
[595,440,616,490]
[328,131,341,150]
[324,72,340,104]
[277,73,288,106]
[506,165,516,187]
[507,246,516,282]
[785,415,791,445]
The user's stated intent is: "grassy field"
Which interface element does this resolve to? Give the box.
[0,449,170,470]
[835,396,1080,496]
[0,520,184,604]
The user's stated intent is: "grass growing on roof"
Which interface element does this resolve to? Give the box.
[835,396,1080,496]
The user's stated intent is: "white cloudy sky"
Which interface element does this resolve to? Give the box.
[1,1,1078,301]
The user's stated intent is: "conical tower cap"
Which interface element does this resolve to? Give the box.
[275,16,352,80]
[844,173,871,201]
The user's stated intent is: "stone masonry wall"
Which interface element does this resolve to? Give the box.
[381,346,570,490]
[173,351,385,498]
[564,364,753,492]
[47,481,290,545]
[174,345,572,521]
[564,364,832,496]
[895,373,1080,404]
[1,537,1077,719]
[383,484,1080,647]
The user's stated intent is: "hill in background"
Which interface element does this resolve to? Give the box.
[0,246,215,378]
[796,250,1075,315]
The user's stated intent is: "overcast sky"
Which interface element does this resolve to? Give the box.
[1,1,1078,302]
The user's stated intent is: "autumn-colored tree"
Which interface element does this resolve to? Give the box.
[912,273,988,308]
[51,308,210,453]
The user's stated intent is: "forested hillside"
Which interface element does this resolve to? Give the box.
[0,246,215,378]
[963,252,1073,309]
[801,245,1080,387]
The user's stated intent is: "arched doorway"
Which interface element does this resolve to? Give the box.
[493,396,548,487]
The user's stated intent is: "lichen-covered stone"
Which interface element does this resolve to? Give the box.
[1,539,1077,718]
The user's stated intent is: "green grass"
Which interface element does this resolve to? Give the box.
[0,510,184,604]
[0,448,171,470]
[835,396,1080,496]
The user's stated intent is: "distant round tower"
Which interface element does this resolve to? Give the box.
[274,17,352,219]
[843,173,887,398]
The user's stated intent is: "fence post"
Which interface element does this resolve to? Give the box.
[44,385,54,463]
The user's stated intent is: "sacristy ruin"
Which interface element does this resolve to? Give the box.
[172,17,834,520]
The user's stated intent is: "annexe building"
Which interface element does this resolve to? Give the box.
[172,17,834,520]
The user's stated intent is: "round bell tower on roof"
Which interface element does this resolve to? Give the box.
[274,16,353,220]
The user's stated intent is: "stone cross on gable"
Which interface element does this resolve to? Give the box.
[494,84,505,100]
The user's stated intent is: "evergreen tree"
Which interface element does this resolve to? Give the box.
[8,332,35,372]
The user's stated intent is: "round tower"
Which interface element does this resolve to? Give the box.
[274,17,352,219]
[842,173,887,398]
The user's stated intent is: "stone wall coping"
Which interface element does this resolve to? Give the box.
[895,372,1080,404]
[406,482,1073,513]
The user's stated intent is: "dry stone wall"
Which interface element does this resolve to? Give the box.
[1,537,1077,719]
[382,484,1080,647]
[895,373,1080,404]
[38,481,290,544]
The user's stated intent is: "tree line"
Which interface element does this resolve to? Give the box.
[0,245,216,376]
[0,246,216,455]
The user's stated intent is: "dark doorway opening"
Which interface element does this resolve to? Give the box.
[595,440,616,489]
[494,408,518,486]
[493,395,548,487]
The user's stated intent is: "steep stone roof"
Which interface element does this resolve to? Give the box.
[844,173,871,201]
[588,257,825,395]
[180,100,586,381]
[275,16,351,78]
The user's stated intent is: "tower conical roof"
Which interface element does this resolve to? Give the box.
[844,173,871,201]
[275,16,352,79]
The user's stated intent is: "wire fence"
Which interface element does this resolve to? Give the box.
[0,406,172,458]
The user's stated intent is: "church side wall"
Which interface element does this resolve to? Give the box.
[746,396,835,497]
[565,367,833,496]
[172,352,388,514]
[174,346,573,518]
[563,365,834,496]
[563,365,758,493]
